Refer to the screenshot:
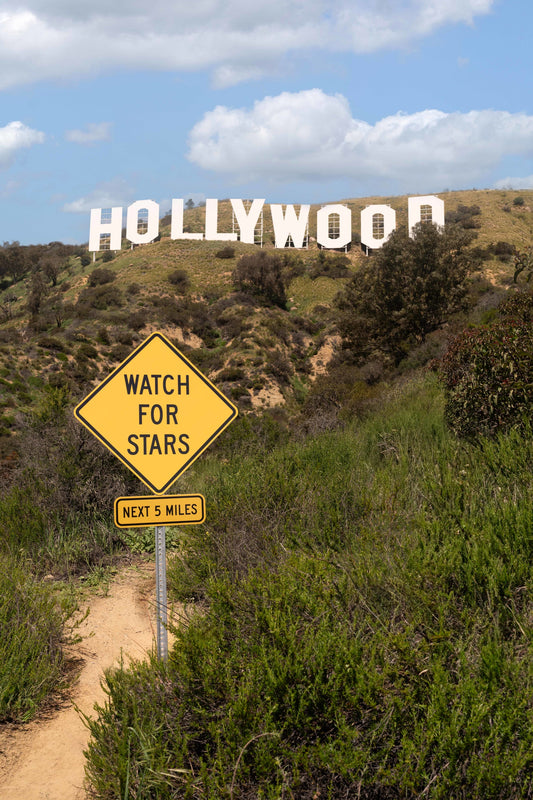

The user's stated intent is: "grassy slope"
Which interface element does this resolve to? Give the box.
[84,374,533,799]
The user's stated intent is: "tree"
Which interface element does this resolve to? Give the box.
[2,243,27,283]
[27,272,48,316]
[336,223,480,366]
[185,198,195,210]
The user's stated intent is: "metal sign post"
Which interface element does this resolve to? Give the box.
[155,525,168,661]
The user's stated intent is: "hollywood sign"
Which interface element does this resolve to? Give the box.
[89,195,444,252]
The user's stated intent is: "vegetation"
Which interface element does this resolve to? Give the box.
[440,289,533,438]
[84,376,533,799]
[336,222,480,367]
[0,554,72,722]
[233,250,289,309]
[1,188,533,786]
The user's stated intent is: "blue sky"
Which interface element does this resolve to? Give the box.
[1,0,532,245]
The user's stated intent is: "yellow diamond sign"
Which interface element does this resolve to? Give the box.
[74,332,238,494]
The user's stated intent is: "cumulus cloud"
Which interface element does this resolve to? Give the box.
[63,177,134,213]
[187,90,533,191]
[0,121,45,167]
[0,0,494,89]
[65,122,112,145]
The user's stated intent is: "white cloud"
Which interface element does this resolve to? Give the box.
[0,121,45,167]
[65,122,112,145]
[494,175,533,190]
[63,177,134,213]
[0,0,494,89]
[187,90,533,191]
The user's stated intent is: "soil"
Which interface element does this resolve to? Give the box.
[0,559,159,799]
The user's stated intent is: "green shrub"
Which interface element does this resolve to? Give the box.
[76,284,123,312]
[77,342,98,360]
[445,203,482,229]
[233,251,288,309]
[0,555,68,722]
[168,269,190,292]
[309,252,351,280]
[440,291,533,437]
[215,246,235,259]
[487,241,516,262]
[88,267,116,286]
[126,310,147,331]
[110,343,131,362]
[0,388,141,573]
[126,282,141,296]
[96,326,111,345]
[217,365,246,381]
[86,546,533,799]
[37,335,68,352]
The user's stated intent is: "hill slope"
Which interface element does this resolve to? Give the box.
[0,188,530,456]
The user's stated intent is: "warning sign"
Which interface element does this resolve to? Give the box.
[74,332,238,493]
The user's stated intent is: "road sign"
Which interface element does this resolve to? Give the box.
[114,494,205,528]
[74,332,238,493]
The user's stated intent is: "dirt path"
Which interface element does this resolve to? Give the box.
[0,559,159,799]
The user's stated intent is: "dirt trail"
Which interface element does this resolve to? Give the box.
[0,559,159,799]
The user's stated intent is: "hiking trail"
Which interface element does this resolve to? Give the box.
[0,559,160,799]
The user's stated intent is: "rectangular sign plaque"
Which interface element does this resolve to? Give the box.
[114,494,206,528]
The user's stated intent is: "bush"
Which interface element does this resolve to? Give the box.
[126,282,141,296]
[487,241,516,262]
[37,335,68,352]
[126,310,147,331]
[445,203,482,229]
[215,246,235,259]
[168,269,190,292]
[76,284,124,312]
[88,267,116,287]
[76,342,99,360]
[233,250,288,309]
[0,555,69,721]
[110,343,133,362]
[309,252,351,280]
[512,247,533,283]
[440,291,533,437]
[96,326,111,345]
[513,196,525,206]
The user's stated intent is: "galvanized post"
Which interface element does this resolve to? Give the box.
[155,525,168,661]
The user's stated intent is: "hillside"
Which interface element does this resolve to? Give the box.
[0,189,531,452]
